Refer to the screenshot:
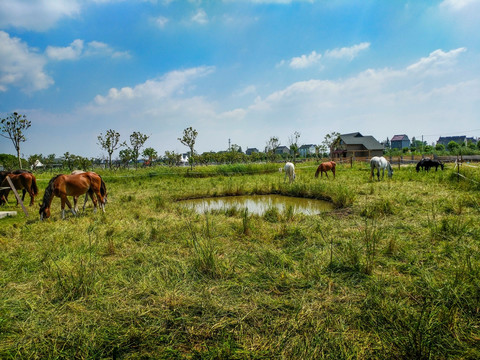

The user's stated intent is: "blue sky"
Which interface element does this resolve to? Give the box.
[1,0,480,159]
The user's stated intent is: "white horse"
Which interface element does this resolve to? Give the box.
[370,156,393,180]
[284,162,296,183]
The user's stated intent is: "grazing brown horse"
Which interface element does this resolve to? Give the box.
[39,173,106,220]
[0,172,38,206]
[315,161,336,179]
[70,170,108,212]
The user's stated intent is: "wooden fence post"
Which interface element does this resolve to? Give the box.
[5,176,29,217]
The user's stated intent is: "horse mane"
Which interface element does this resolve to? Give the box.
[40,175,62,209]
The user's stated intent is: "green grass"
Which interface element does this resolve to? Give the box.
[0,161,479,359]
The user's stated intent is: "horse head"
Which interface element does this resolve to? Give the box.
[39,203,51,220]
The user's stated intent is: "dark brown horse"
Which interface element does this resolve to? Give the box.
[315,161,336,179]
[39,173,106,220]
[0,172,38,206]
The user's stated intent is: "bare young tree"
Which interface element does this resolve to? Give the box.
[265,136,280,162]
[288,131,301,163]
[0,112,31,168]
[129,131,149,169]
[97,129,125,169]
[178,127,198,170]
[322,131,340,158]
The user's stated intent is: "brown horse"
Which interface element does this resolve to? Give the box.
[315,161,336,179]
[0,172,38,206]
[70,170,108,212]
[39,173,106,220]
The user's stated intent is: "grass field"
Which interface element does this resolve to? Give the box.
[1,161,479,359]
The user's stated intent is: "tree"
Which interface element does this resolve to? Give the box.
[119,148,133,168]
[178,127,198,170]
[164,150,181,166]
[322,131,340,158]
[142,147,158,166]
[0,112,31,168]
[447,141,460,153]
[129,131,149,169]
[265,136,280,162]
[62,152,75,171]
[288,131,301,163]
[98,129,125,169]
[435,143,445,152]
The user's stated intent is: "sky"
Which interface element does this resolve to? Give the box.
[1,0,480,160]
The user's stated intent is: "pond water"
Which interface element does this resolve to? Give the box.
[180,195,333,216]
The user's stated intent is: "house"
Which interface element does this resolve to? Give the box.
[331,132,384,159]
[275,146,290,155]
[299,144,317,157]
[437,136,476,147]
[390,134,410,150]
[245,148,259,155]
[180,153,189,165]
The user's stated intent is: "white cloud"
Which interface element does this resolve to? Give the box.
[0,0,80,31]
[289,51,322,69]
[238,47,478,147]
[155,16,169,28]
[93,66,215,106]
[282,42,370,70]
[440,0,480,11]
[406,47,466,74]
[0,31,53,92]
[46,39,84,61]
[325,42,370,60]
[46,39,130,60]
[191,9,208,25]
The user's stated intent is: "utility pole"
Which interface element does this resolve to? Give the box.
[228,138,231,151]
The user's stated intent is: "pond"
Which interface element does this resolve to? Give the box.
[180,194,333,216]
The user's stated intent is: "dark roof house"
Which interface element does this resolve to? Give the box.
[275,146,290,155]
[437,136,476,147]
[391,134,410,149]
[332,132,384,159]
[299,144,317,157]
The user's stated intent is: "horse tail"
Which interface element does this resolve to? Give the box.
[315,165,321,178]
[99,175,107,197]
[31,175,39,195]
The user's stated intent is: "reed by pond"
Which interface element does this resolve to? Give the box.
[0,161,479,359]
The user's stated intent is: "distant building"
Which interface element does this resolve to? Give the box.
[436,136,476,147]
[299,144,317,157]
[331,132,384,159]
[275,146,290,155]
[390,134,410,150]
[245,148,259,155]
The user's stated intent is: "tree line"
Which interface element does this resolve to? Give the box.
[3,112,479,171]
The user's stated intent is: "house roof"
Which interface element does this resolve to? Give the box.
[299,144,316,149]
[339,133,383,150]
[437,136,467,143]
[391,134,409,141]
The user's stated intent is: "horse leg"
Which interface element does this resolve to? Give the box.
[62,195,76,218]
[28,188,35,206]
[325,171,329,179]
[83,193,89,211]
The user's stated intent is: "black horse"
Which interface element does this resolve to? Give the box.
[416,158,444,172]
